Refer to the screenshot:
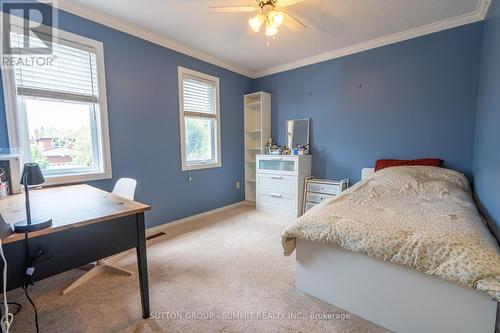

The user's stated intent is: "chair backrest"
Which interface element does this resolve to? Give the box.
[112,178,137,200]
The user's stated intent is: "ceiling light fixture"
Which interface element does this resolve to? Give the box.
[249,13,265,32]
[265,21,278,36]
[211,0,308,40]
[247,0,285,36]
[269,11,284,28]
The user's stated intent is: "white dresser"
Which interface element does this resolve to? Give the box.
[256,155,312,218]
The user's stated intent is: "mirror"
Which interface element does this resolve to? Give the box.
[286,119,310,149]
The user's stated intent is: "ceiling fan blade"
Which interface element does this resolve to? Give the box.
[209,6,258,13]
[282,11,307,32]
[277,0,305,7]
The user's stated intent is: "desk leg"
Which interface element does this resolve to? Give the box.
[136,212,150,319]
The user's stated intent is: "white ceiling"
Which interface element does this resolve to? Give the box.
[55,0,491,78]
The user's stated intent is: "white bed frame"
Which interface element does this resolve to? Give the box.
[296,240,497,333]
[295,168,498,333]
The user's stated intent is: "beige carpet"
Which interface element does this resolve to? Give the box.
[7,205,388,333]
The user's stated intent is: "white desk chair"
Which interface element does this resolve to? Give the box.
[62,178,137,295]
[112,178,137,201]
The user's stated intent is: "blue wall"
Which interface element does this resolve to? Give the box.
[0,4,495,234]
[474,0,500,241]
[0,6,252,228]
[253,23,483,182]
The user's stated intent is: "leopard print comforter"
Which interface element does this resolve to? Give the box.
[282,166,500,301]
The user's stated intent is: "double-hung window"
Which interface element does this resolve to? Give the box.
[178,67,221,171]
[2,21,112,184]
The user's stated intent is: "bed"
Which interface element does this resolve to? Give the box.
[282,166,500,333]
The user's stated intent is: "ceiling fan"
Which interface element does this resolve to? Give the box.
[210,0,307,37]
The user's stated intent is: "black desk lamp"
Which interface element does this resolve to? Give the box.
[13,163,52,233]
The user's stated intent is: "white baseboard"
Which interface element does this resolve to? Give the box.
[146,201,250,237]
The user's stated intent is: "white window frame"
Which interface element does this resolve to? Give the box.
[1,15,112,185]
[178,66,221,171]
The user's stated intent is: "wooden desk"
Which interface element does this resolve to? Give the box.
[0,184,151,318]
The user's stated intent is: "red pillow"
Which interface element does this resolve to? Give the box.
[375,159,443,171]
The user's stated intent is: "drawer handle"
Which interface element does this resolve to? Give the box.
[269,193,283,198]
[271,176,283,179]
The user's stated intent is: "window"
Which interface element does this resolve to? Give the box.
[2,21,111,185]
[178,67,221,171]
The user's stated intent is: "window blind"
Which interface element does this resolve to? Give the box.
[182,74,216,116]
[11,30,99,104]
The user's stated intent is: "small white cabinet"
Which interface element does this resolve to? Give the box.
[256,155,311,218]
[303,178,349,214]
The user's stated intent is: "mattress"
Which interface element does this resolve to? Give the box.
[282,166,500,301]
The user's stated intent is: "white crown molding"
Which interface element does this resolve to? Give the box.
[254,0,492,78]
[45,0,492,80]
[477,0,494,18]
[50,0,255,78]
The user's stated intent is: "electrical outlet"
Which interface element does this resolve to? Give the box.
[235,181,240,189]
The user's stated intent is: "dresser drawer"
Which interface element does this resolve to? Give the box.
[307,182,341,195]
[258,193,296,216]
[258,174,297,195]
[306,192,334,204]
[256,156,300,176]
[304,201,317,213]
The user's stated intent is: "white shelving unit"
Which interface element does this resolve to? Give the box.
[244,91,271,202]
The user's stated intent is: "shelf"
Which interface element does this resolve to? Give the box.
[245,92,263,99]
[247,147,262,150]
[245,100,261,105]
[246,160,256,163]
[246,129,261,133]
[245,101,261,108]
[246,179,256,182]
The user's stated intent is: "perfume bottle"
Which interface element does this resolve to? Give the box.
[265,138,272,154]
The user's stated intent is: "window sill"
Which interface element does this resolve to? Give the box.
[42,170,112,186]
[181,162,222,171]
